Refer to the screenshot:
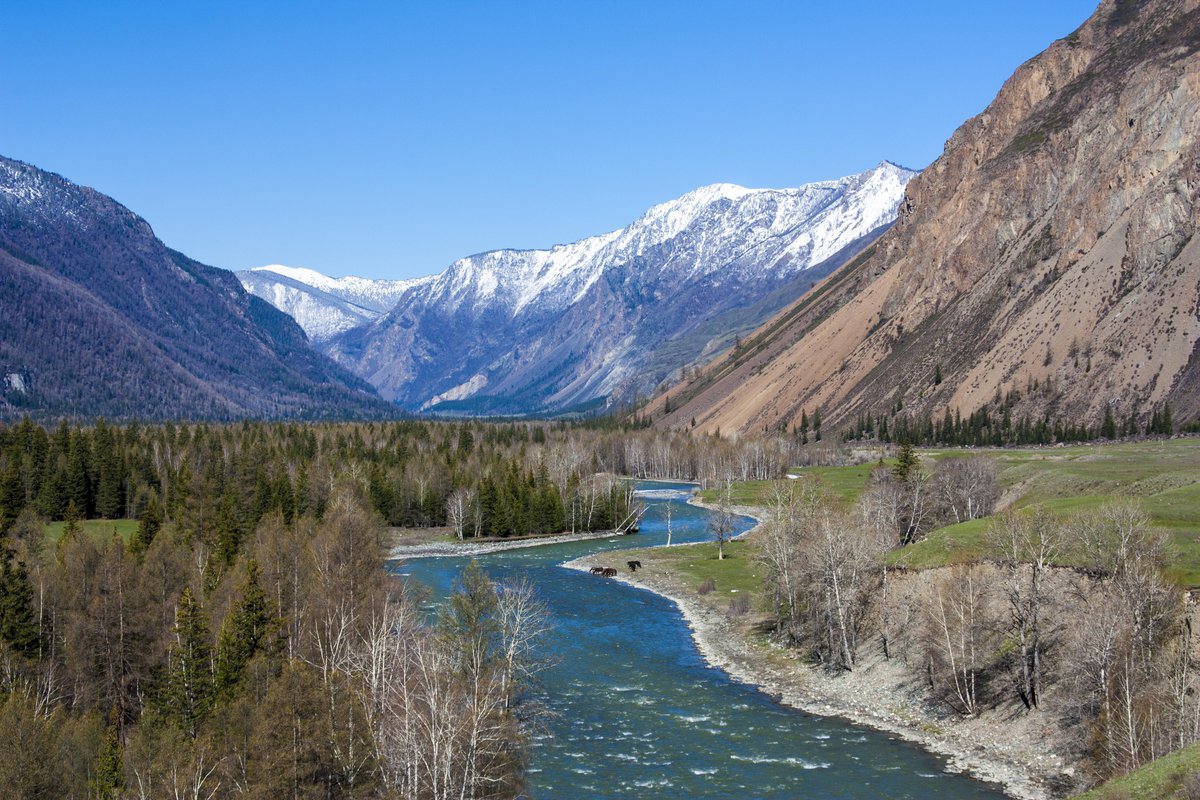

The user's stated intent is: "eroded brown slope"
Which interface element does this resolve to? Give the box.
[653,0,1200,436]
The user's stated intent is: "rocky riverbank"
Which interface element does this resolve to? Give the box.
[561,504,1077,800]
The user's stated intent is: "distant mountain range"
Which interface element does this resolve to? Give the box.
[0,156,393,420]
[651,0,1200,435]
[237,265,431,343]
[246,162,915,415]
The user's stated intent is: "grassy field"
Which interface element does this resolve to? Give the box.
[697,462,893,506]
[906,439,1200,584]
[44,518,138,545]
[1073,742,1200,799]
[698,438,1200,584]
[620,539,763,598]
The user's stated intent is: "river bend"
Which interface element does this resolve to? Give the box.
[395,481,1008,799]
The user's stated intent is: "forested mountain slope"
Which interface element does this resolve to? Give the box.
[0,156,392,420]
[651,0,1200,437]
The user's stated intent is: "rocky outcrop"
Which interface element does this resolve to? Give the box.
[653,0,1200,435]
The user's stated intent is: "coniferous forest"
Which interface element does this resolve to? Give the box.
[0,417,793,798]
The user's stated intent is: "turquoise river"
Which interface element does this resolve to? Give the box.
[395,481,1010,799]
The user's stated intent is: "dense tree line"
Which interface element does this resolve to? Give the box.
[0,418,804,544]
[0,418,652,544]
[836,399,1179,447]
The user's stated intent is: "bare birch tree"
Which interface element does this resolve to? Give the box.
[709,475,736,560]
[990,509,1063,709]
[446,487,476,540]
[924,565,995,716]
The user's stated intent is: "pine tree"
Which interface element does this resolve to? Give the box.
[215,559,272,695]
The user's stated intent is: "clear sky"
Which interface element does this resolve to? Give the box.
[2,1,1097,280]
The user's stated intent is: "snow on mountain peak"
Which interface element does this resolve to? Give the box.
[312,161,918,413]
[238,264,433,342]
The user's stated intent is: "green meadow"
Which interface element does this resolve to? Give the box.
[699,438,1200,585]
[44,517,138,545]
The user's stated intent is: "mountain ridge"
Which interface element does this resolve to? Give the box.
[648,0,1200,437]
[238,265,429,343]
[314,161,916,415]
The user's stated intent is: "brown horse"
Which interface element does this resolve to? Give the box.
[627,560,642,572]
[601,567,618,578]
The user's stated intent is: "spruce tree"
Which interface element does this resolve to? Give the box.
[0,461,25,534]
[92,706,123,800]
[130,495,163,555]
[439,560,499,677]
[0,544,39,657]
[93,421,124,519]
[66,432,91,518]
[214,559,272,695]
[162,586,214,738]
[1101,405,1117,439]
[892,442,919,482]
[61,499,82,543]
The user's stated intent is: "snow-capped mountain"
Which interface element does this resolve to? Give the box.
[237,265,429,342]
[321,161,916,415]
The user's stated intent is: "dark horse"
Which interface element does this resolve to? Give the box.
[627,560,642,572]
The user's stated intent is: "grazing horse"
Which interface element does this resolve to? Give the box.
[589,566,606,575]
[601,567,618,578]
[627,560,642,572]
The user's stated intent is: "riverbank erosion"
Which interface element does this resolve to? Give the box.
[563,520,1077,800]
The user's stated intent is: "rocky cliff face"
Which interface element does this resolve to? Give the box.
[325,162,915,415]
[654,0,1200,436]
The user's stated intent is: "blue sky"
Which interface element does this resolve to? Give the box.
[2,1,1096,280]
